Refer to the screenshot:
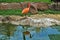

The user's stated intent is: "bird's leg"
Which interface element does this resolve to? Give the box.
[23,32,26,40]
[30,34,32,38]
[28,13,31,17]
[24,14,28,18]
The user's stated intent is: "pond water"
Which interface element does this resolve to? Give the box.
[0,23,60,40]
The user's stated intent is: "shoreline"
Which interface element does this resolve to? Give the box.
[0,14,60,27]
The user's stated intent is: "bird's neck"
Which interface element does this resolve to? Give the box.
[28,3,30,8]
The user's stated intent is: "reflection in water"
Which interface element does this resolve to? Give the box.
[51,25,60,31]
[49,34,60,40]
[0,23,60,40]
[0,23,17,40]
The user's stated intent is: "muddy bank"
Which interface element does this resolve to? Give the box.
[0,14,60,27]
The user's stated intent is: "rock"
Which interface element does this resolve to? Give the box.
[0,3,20,9]
[29,3,38,14]
[20,17,60,27]
[34,2,49,10]
[0,16,4,21]
[5,15,23,21]
[0,16,4,23]
[49,2,60,10]
[0,15,60,27]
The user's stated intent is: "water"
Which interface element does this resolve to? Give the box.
[0,23,60,40]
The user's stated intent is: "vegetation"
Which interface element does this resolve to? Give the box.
[49,34,60,40]
[0,23,17,40]
[0,0,60,15]
[0,9,22,15]
[0,9,60,15]
[0,0,51,3]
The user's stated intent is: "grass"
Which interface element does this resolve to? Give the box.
[0,0,51,3]
[39,10,60,14]
[0,9,22,15]
[0,9,60,15]
[0,9,33,16]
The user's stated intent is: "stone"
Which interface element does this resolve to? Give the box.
[34,2,49,10]
[0,15,60,27]
[49,2,60,10]
[20,17,60,27]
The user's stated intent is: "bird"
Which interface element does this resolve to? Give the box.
[22,3,30,17]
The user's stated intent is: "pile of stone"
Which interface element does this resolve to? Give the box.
[49,2,60,10]
[0,15,60,27]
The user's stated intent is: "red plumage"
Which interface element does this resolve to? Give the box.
[22,3,30,14]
